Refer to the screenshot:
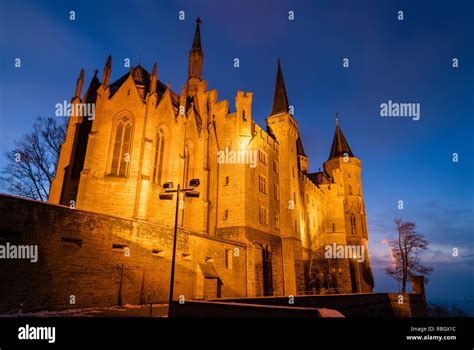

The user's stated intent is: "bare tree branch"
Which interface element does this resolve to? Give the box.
[0,116,67,201]
[384,219,433,293]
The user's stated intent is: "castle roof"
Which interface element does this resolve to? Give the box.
[307,171,332,186]
[328,118,354,160]
[270,60,290,116]
[296,136,307,157]
[131,65,149,86]
[108,65,180,107]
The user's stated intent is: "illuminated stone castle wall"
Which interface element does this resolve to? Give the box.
[0,195,247,312]
[48,18,374,298]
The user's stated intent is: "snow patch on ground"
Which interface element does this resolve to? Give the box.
[0,304,166,317]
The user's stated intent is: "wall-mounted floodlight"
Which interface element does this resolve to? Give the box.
[163,182,174,190]
[159,192,173,200]
[184,190,200,198]
[189,178,200,188]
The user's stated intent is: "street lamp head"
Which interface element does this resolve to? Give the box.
[163,182,174,190]
[159,192,173,200]
[184,190,200,198]
[189,178,200,188]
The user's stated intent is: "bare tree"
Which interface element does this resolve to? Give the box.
[0,116,66,201]
[384,219,433,293]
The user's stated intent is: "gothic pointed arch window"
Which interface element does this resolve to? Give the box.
[153,129,165,185]
[110,115,133,177]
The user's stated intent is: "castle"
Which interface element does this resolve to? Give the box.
[47,17,374,299]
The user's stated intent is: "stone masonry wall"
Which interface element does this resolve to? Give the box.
[0,195,247,313]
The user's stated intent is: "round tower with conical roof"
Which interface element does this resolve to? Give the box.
[323,114,374,293]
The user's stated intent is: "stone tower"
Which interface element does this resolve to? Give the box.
[49,68,100,206]
[323,115,374,292]
[266,61,305,295]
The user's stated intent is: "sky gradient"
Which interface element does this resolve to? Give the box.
[1,0,473,313]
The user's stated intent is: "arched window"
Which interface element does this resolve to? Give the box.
[110,115,132,177]
[184,145,191,186]
[153,130,165,185]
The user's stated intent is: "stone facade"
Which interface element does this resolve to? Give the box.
[45,17,374,301]
[0,194,247,312]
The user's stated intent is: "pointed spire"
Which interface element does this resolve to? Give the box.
[329,115,354,160]
[150,63,157,94]
[270,59,290,116]
[188,17,203,81]
[192,17,202,50]
[296,136,307,157]
[101,55,112,88]
[74,68,85,98]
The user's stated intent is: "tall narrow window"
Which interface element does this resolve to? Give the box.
[184,146,191,186]
[258,149,267,165]
[110,116,132,177]
[272,160,279,174]
[351,215,356,234]
[242,109,246,121]
[258,174,267,193]
[259,207,268,225]
[273,183,280,201]
[153,130,165,185]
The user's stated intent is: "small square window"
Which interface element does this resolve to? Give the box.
[112,243,128,252]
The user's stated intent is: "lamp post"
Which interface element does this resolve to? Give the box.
[159,179,200,317]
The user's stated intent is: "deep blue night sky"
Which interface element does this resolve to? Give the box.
[1,0,473,312]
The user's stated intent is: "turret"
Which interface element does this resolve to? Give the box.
[150,62,157,94]
[186,17,207,114]
[188,17,203,80]
[235,91,253,136]
[74,68,85,100]
[296,136,308,174]
[323,114,374,293]
[265,59,304,295]
[101,55,112,88]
